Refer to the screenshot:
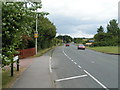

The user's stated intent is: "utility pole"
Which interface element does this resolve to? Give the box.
[35,11,38,54]
[118,1,120,28]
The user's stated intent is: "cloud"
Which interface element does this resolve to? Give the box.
[41,0,119,38]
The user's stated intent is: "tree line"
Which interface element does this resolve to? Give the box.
[93,19,120,46]
[2,1,61,66]
[56,35,73,43]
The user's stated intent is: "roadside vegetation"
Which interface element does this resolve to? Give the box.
[72,19,120,54]
[2,45,57,88]
[56,35,73,43]
[1,1,62,88]
[93,19,120,46]
[87,46,119,54]
[2,1,62,67]
[2,68,25,88]
[87,19,120,54]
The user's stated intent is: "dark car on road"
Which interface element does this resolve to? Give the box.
[65,43,70,46]
[77,44,85,50]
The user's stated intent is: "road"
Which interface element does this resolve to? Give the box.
[51,44,118,89]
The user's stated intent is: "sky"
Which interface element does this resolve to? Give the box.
[40,0,120,38]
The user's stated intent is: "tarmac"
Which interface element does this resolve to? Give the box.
[11,49,54,88]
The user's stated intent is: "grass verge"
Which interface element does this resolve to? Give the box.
[87,46,120,54]
[2,46,56,88]
[33,46,55,57]
[2,68,25,88]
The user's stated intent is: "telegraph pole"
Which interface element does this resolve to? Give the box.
[118,1,120,28]
[35,11,38,54]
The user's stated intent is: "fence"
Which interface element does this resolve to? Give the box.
[17,48,36,59]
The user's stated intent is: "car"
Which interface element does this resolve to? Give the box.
[65,43,70,46]
[77,44,85,50]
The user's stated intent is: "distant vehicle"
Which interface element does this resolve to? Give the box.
[66,43,70,46]
[77,44,85,50]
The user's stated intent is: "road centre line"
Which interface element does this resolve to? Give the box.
[78,65,81,68]
[56,75,87,82]
[74,62,77,64]
[49,56,52,73]
[84,70,109,90]
[63,50,82,68]
[63,49,109,89]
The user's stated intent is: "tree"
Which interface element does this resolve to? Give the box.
[2,1,58,66]
[97,26,104,33]
[93,19,120,46]
[2,1,42,66]
[107,19,120,36]
[56,35,72,43]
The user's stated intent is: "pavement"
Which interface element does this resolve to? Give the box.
[12,49,54,88]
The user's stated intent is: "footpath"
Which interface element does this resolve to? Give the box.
[11,49,54,88]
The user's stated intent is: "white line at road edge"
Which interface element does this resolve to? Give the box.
[49,57,52,73]
[84,70,109,90]
[56,75,87,82]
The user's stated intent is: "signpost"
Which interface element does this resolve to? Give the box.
[11,55,19,76]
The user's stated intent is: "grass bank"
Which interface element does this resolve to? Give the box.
[33,46,55,57]
[87,46,119,54]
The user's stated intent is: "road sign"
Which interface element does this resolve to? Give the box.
[13,56,19,61]
[34,31,38,38]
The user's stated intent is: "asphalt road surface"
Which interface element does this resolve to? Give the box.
[51,44,118,89]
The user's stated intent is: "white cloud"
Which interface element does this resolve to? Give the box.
[70,31,94,38]
[41,0,119,38]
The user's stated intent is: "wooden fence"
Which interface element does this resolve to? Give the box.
[17,48,36,59]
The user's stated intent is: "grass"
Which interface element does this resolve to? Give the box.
[0,70,2,89]
[2,68,25,88]
[87,46,120,54]
[33,46,55,57]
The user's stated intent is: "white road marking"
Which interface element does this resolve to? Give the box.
[74,62,77,64]
[63,51,71,60]
[56,75,87,82]
[49,57,52,73]
[67,56,71,60]
[78,65,82,68]
[71,60,74,62]
[84,70,109,90]
[63,48,109,90]
[91,61,95,63]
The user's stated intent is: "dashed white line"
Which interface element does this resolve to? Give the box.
[74,62,77,65]
[56,75,88,82]
[71,60,74,62]
[84,70,109,90]
[67,56,71,60]
[78,65,82,68]
[63,49,109,90]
